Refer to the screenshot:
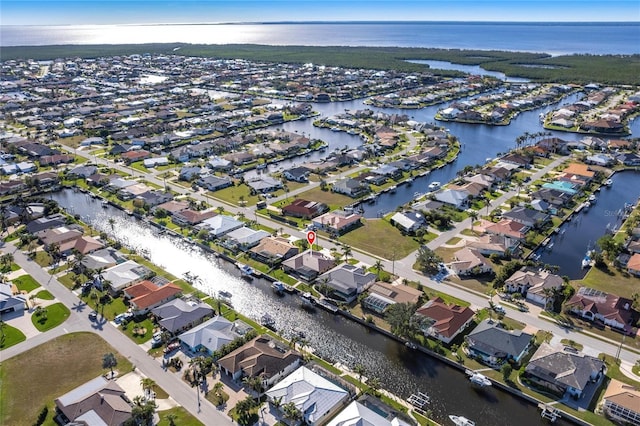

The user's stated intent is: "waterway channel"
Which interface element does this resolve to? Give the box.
[52,189,571,425]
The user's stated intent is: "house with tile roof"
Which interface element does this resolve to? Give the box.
[326,399,413,426]
[415,297,475,344]
[362,281,423,314]
[627,253,640,276]
[281,250,337,282]
[465,319,534,366]
[55,376,132,426]
[524,343,605,399]
[565,287,637,334]
[249,236,299,265]
[312,210,362,235]
[450,247,493,277]
[485,219,528,240]
[218,335,301,387]
[124,281,182,314]
[505,268,564,307]
[602,380,640,426]
[282,199,328,219]
[266,366,350,425]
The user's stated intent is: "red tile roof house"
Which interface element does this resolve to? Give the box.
[415,297,475,344]
[450,247,493,277]
[626,253,640,277]
[124,281,182,314]
[565,287,638,334]
[120,149,151,164]
[485,219,529,240]
[312,210,362,235]
[282,199,329,219]
[172,209,218,227]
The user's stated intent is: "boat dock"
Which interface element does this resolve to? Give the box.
[315,298,339,313]
[407,391,431,410]
[538,404,560,422]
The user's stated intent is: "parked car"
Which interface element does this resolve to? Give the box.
[88,311,98,321]
[493,305,506,314]
[151,331,163,348]
[164,341,180,354]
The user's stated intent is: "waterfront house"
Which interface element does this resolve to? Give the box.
[434,189,469,209]
[332,178,369,198]
[326,399,414,426]
[36,225,83,250]
[524,343,605,399]
[602,380,640,426]
[172,209,218,227]
[249,236,299,265]
[586,153,615,167]
[217,335,301,388]
[283,166,311,182]
[505,268,564,307]
[282,199,328,219]
[151,298,214,335]
[501,206,549,228]
[101,260,153,294]
[467,234,519,257]
[626,253,640,276]
[362,281,422,314]
[79,248,126,272]
[565,287,637,334]
[222,227,270,252]
[617,152,640,167]
[485,219,528,241]
[0,282,27,316]
[197,215,244,238]
[450,248,493,276]
[465,319,534,366]
[178,316,241,355]
[312,210,362,235]
[247,176,282,193]
[415,297,475,344]
[281,250,336,282]
[318,264,376,303]
[532,187,573,206]
[54,376,132,426]
[561,163,595,182]
[26,213,67,234]
[390,210,427,234]
[266,366,350,426]
[123,281,182,315]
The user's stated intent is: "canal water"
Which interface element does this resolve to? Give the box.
[53,189,569,425]
[538,170,640,279]
[406,59,530,82]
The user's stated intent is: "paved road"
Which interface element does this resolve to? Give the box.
[59,142,640,366]
[0,241,234,426]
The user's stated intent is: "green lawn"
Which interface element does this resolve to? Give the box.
[212,183,261,207]
[339,218,420,259]
[292,186,354,210]
[31,302,70,332]
[12,274,41,293]
[576,263,639,299]
[82,294,128,321]
[121,316,156,343]
[0,322,26,349]
[0,332,133,426]
[157,407,203,426]
[58,272,91,290]
[35,289,55,300]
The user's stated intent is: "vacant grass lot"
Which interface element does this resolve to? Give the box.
[339,218,420,259]
[0,322,26,349]
[292,187,353,210]
[31,302,70,332]
[157,406,203,426]
[576,263,639,299]
[0,332,132,426]
[12,274,41,293]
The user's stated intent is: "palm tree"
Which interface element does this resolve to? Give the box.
[164,413,177,426]
[374,260,383,280]
[366,376,382,396]
[140,377,156,394]
[341,245,352,263]
[468,210,478,232]
[102,352,117,377]
[282,401,302,424]
[354,363,366,382]
[213,381,224,396]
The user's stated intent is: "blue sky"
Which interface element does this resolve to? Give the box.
[2,1,639,25]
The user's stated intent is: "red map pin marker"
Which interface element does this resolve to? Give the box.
[306,231,316,246]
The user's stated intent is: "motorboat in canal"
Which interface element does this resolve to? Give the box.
[405,177,414,185]
[468,372,492,387]
[588,194,596,202]
[449,415,475,426]
[428,181,441,191]
[581,251,593,269]
[605,178,613,187]
[239,264,254,280]
[300,292,316,309]
[388,185,397,193]
[272,281,285,294]
[260,313,276,331]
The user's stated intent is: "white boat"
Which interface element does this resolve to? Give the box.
[101,199,109,208]
[239,264,254,279]
[272,281,285,293]
[301,292,316,309]
[469,372,492,387]
[581,251,592,268]
[449,415,475,426]
[388,185,397,193]
[405,177,414,185]
[605,178,613,187]
[428,181,441,190]
[260,313,276,330]
[583,201,591,209]
[588,194,596,202]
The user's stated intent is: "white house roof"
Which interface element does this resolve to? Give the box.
[326,401,412,426]
[266,366,348,424]
[178,316,238,353]
[199,215,244,237]
[102,260,148,290]
[224,227,270,245]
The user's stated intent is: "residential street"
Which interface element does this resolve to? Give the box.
[0,241,234,426]
[56,145,640,366]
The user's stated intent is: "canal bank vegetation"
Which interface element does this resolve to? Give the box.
[3,44,639,84]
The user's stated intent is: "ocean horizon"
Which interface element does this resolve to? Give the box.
[2,21,639,55]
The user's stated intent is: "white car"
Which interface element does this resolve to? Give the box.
[493,305,506,314]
